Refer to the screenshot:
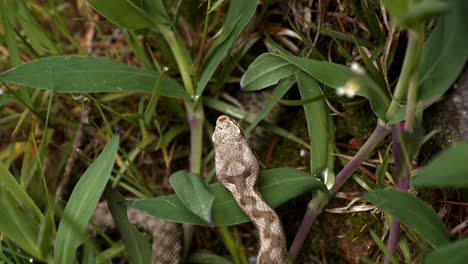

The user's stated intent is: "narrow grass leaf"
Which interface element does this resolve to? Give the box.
[203,97,310,148]
[54,135,119,263]
[127,168,327,226]
[1,1,21,66]
[411,143,468,188]
[144,72,163,126]
[245,76,295,133]
[0,187,41,260]
[0,56,189,99]
[106,187,151,264]
[0,161,43,220]
[196,0,257,95]
[369,230,398,264]
[424,238,468,264]
[169,171,215,224]
[363,190,450,248]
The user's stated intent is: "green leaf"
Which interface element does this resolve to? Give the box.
[424,238,468,264]
[245,76,295,133]
[411,143,468,188]
[389,0,468,124]
[54,135,119,263]
[169,171,215,224]
[0,56,189,99]
[381,0,410,19]
[240,54,299,91]
[187,250,232,264]
[418,0,468,100]
[126,168,327,226]
[196,0,258,95]
[397,0,450,28]
[363,190,450,248]
[296,72,330,174]
[0,187,42,260]
[87,0,149,30]
[0,161,43,221]
[241,53,390,120]
[106,187,151,264]
[87,0,171,30]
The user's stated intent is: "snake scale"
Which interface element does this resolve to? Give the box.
[90,115,287,263]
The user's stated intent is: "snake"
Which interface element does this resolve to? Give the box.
[90,115,287,263]
[212,115,288,264]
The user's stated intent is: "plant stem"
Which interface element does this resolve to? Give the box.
[385,28,423,121]
[290,121,390,261]
[330,121,391,195]
[186,103,204,174]
[289,191,327,262]
[159,25,195,96]
[384,25,423,263]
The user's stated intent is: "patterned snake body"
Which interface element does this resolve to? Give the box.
[213,115,287,264]
[90,115,287,263]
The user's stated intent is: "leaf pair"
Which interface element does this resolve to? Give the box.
[241,53,391,120]
[127,167,328,226]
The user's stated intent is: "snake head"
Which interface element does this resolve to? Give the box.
[212,115,244,146]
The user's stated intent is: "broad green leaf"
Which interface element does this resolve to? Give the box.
[0,56,189,99]
[196,0,258,95]
[396,0,450,28]
[412,143,468,188]
[240,54,299,91]
[381,0,410,19]
[363,190,450,248]
[418,0,468,100]
[241,53,390,120]
[389,0,468,124]
[54,135,119,263]
[106,187,151,264]
[88,0,171,30]
[296,72,330,174]
[126,168,327,226]
[424,238,468,264]
[169,171,215,224]
[87,0,150,30]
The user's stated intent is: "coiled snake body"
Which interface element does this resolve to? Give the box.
[91,115,287,263]
[213,115,287,264]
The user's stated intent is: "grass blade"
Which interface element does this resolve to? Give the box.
[54,135,119,263]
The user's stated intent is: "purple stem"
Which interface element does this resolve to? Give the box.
[289,192,326,262]
[289,121,391,261]
[384,122,409,264]
[330,121,391,195]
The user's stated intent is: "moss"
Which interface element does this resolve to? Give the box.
[335,103,377,140]
[344,210,383,243]
[266,110,310,169]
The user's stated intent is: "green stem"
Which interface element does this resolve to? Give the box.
[385,28,423,120]
[159,25,195,96]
